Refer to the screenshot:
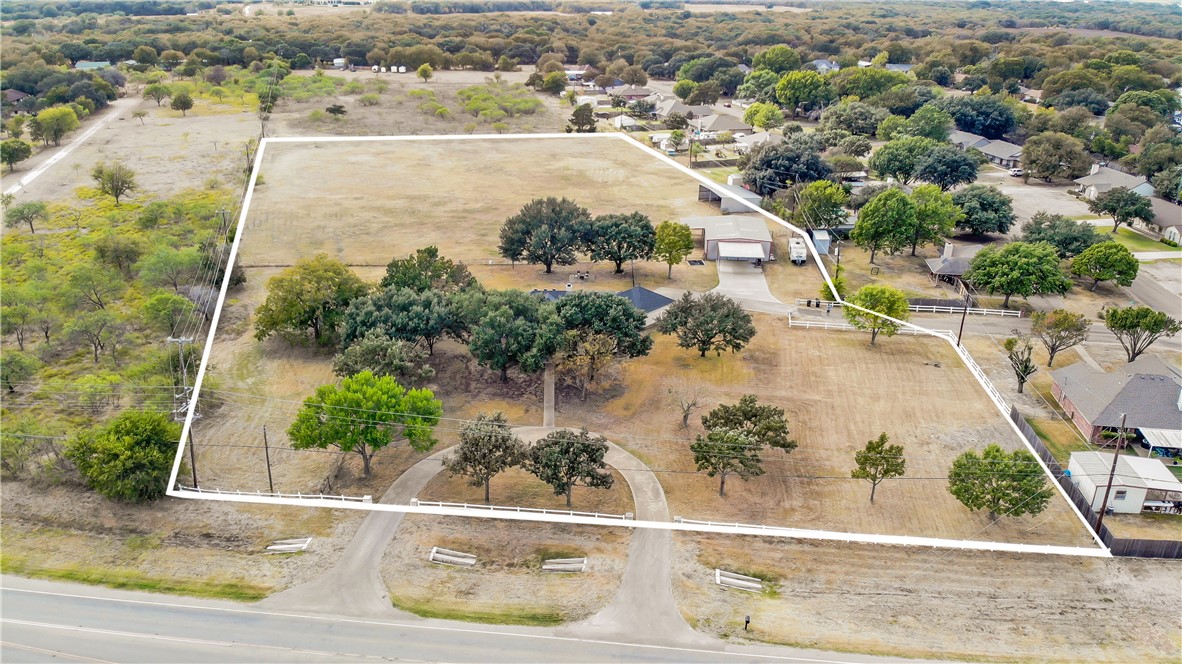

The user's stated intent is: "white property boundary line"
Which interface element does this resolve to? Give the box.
[165,132,1108,557]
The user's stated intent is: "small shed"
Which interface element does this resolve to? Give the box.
[1067,452,1182,514]
[684,216,773,262]
[809,229,832,255]
[697,182,763,215]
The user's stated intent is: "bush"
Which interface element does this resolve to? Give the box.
[1160,237,1179,247]
[65,411,182,502]
[358,94,380,107]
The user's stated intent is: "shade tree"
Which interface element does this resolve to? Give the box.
[65,411,180,502]
[653,220,694,278]
[849,188,915,263]
[908,185,961,256]
[842,284,911,346]
[655,292,755,358]
[526,428,614,507]
[498,197,592,273]
[587,212,655,274]
[851,432,906,503]
[1087,187,1155,234]
[1099,306,1180,363]
[952,185,1016,235]
[1019,212,1102,258]
[381,245,476,293]
[948,444,1053,522]
[1070,241,1138,291]
[964,241,1071,308]
[444,412,526,502]
[1030,309,1090,367]
[254,254,369,344]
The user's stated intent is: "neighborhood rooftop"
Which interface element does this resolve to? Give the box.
[1051,355,1182,431]
[1069,452,1182,493]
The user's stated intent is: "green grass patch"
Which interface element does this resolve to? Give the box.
[1028,418,1090,464]
[1109,227,1182,253]
[391,596,566,626]
[0,555,270,602]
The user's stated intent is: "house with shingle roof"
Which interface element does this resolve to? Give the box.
[978,140,1023,168]
[1050,355,1182,443]
[949,129,989,151]
[1073,165,1155,201]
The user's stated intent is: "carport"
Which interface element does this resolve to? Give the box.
[717,241,765,261]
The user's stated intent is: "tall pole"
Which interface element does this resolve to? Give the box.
[957,302,969,347]
[1094,412,1127,533]
[263,425,274,494]
[187,430,199,489]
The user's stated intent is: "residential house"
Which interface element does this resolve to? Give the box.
[653,98,712,120]
[74,60,112,71]
[684,215,774,262]
[1018,86,1043,103]
[563,65,594,82]
[612,114,643,131]
[978,140,1023,168]
[1073,165,1156,201]
[1067,452,1182,514]
[734,131,785,150]
[1050,355,1182,443]
[807,59,840,74]
[697,182,763,215]
[609,85,653,101]
[924,242,983,284]
[949,130,990,151]
[1148,197,1182,243]
[615,286,674,314]
[689,114,752,136]
[3,89,30,105]
[737,64,754,75]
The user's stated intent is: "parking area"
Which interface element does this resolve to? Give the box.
[975,168,1096,235]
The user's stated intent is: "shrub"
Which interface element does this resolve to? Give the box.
[358,94,380,107]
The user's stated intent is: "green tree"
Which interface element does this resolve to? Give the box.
[775,70,835,116]
[588,212,654,273]
[568,103,597,133]
[1088,187,1155,234]
[132,44,159,66]
[691,428,762,497]
[673,79,698,100]
[1,139,32,173]
[526,428,614,507]
[952,184,1015,235]
[792,180,848,230]
[908,184,961,256]
[287,371,442,476]
[380,245,476,293]
[90,161,137,206]
[342,287,458,355]
[850,188,915,263]
[1003,334,1038,394]
[913,146,979,191]
[138,247,202,292]
[904,105,954,141]
[498,197,592,274]
[932,95,1017,140]
[141,291,194,334]
[742,140,831,196]
[554,290,652,358]
[1030,309,1091,367]
[66,263,123,310]
[948,444,1053,522]
[1019,212,1102,258]
[332,332,433,383]
[417,63,434,82]
[444,412,526,502]
[655,292,755,358]
[254,254,369,344]
[5,200,49,234]
[65,411,180,502]
[461,289,562,381]
[752,45,800,74]
[1021,132,1091,182]
[1071,241,1139,291]
[868,136,939,184]
[0,351,40,392]
[830,67,910,99]
[964,242,1071,308]
[554,330,619,400]
[539,71,567,95]
[821,101,890,137]
[742,102,784,130]
[65,310,115,363]
[843,284,911,346]
[653,220,694,278]
[1099,306,1181,363]
[170,92,194,116]
[701,394,794,451]
[144,83,171,106]
[1,300,33,351]
[851,432,906,503]
[93,231,145,275]
[35,107,80,146]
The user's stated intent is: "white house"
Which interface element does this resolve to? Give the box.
[689,114,752,135]
[1068,452,1182,514]
[978,140,1023,168]
[1148,197,1182,243]
[684,216,773,262]
[612,114,643,130]
[807,58,840,74]
[1073,165,1156,201]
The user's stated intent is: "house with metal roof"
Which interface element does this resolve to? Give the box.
[697,181,763,215]
[1067,452,1182,514]
[734,131,785,149]
[1050,355,1182,443]
[683,216,773,262]
[978,140,1023,168]
[1073,165,1155,201]
[807,59,840,74]
[924,242,983,284]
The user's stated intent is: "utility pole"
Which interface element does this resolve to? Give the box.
[168,335,199,488]
[263,425,275,494]
[957,303,969,347]
[1094,412,1127,533]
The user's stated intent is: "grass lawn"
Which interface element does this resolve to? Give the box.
[1109,227,1181,253]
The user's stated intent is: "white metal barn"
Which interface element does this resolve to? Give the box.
[684,216,773,262]
[1067,452,1182,514]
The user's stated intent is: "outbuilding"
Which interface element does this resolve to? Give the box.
[684,216,773,262]
[1067,452,1182,514]
[697,181,763,215]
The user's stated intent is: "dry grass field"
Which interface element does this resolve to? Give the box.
[672,533,1182,662]
[558,313,1095,546]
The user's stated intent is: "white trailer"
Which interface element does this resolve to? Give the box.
[789,237,808,265]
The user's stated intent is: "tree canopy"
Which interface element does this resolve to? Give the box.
[850,187,915,263]
[655,292,755,358]
[1019,212,1102,258]
[948,444,1053,522]
[587,212,655,274]
[843,284,911,345]
[498,197,591,273]
[380,245,476,293]
[1070,241,1139,291]
[444,412,526,502]
[851,432,906,503]
[952,185,1015,235]
[653,220,694,278]
[1088,187,1155,234]
[1099,305,1181,363]
[254,254,369,344]
[553,290,652,358]
[526,427,613,507]
[65,411,180,502]
[965,241,1071,308]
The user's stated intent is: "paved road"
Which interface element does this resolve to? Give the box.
[4,577,904,663]
[1124,273,1182,320]
[1,98,139,197]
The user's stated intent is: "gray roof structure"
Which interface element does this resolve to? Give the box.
[978,140,1022,160]
[1051,355,1182,430]
[698,182,762,204]
[691,114,753,134]
[734,131,785,148]
[1149,197,1182,228]
[924,244,983,277]
[684,215,772,243]
[616,286,674,313]
[884,63,914,73]
[1070,452,1182,493]
[949,130,988,149]
[1074,166,1149,190]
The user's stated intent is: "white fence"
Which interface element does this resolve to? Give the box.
[176,485,373,503]
[411,498,634,520]
[795,299,1022,317]
[786,312,952,336]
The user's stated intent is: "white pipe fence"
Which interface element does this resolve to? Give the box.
[787,312,952,336]
[176,485,372,503]
[411,498,634,520]
[795,299,1023,317]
